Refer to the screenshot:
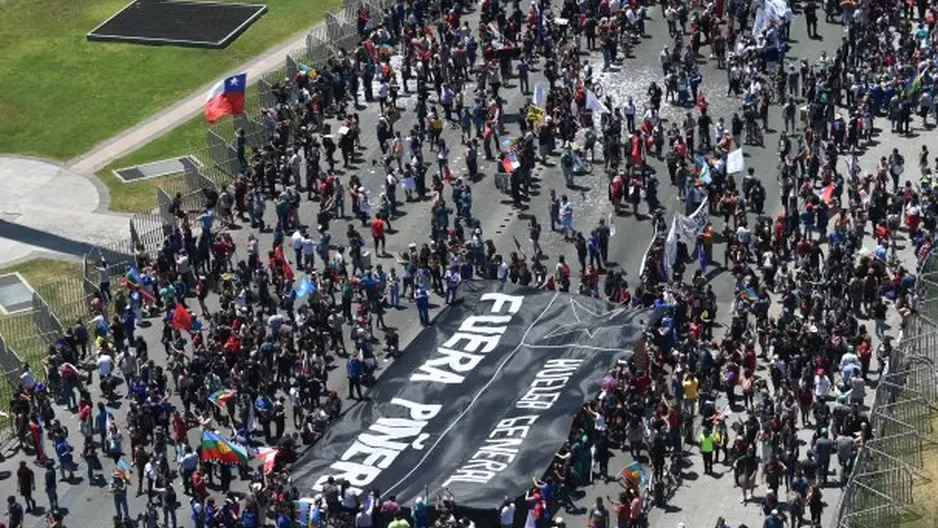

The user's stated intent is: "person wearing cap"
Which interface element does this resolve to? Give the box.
[762,509,784,528]
[110,471,129,522]
[412,496,429,528]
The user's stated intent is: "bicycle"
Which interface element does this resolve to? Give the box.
[665,453,684,491]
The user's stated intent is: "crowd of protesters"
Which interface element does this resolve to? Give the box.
[5,0,938,525]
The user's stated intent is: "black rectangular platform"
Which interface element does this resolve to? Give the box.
[87,0,268,49]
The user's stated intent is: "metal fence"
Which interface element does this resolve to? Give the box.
[0,335,22,443]
[0,0,396,442]
[834,250,938,528]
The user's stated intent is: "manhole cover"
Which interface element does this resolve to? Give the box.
[0,273,35,314]
[112,155,201,183]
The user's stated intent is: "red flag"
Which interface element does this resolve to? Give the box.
[204,74,246,123]
[172,303,193,332]
[273,245,295,282]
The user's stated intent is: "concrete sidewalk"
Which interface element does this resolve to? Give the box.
[67,21,325,176]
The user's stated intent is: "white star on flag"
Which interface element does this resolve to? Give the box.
[540,298,632,341]
[229,77,239,87]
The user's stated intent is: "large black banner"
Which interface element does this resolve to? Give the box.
[291,282,654,509]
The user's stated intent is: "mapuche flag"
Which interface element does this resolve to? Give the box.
[200,430,250,465]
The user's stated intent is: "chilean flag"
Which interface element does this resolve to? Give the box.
[204,73,246,123]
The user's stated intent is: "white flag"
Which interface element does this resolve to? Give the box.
[533,83,547,108]
[664,217,679,276]
[586,90,609,114]
[727,148,745,174]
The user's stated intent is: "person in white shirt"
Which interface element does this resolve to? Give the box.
[20,363,36,390]
[623,97,636,132]
[496,258,509,282]
[97,354,114,378]
[499,498,516,528]
[301,234,316,271]
[341,486,359,511]
[290,229,304,267]
[814,369,832,399]
[444,266,461,304]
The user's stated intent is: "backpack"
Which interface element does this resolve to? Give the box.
[165,486,177,508]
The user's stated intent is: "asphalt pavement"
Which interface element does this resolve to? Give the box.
[0,2,922,528]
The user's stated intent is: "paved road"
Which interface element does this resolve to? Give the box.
[0,1,927,527]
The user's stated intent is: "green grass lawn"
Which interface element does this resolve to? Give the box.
[96,110,208,213]
[902,413,938,528]
[0,258,82,288]
[0,259,84,434]
[96,97,252,212]
[0,0,338,160]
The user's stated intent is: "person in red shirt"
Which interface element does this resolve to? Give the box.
[857,332,873,380]
[172,411,188,460]
[875,222,891,245]
[371,215,387,256]
[666,400,683,452]
[192,469,207,501]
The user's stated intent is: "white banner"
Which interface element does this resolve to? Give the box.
[586,90,609,114]
[664,217,679,277]
[637,231,657,278]
[674,196,710,244]
[727,148,745,174]
[533,83,547,107]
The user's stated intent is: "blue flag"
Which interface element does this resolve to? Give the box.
[125,266,143,285]
[294,276,316,299]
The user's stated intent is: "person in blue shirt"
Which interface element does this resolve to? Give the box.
[120,308,136,344]
[204,497,217,528]
[198,209,214,234]
[241,505,259,528]
[94,402,110,448]
[347,356,364,400]
[54,439,73,480]
[587,230,603,272]
[763,509,783,528]
[412,497,429,528]
[276,511,292,528]
[415,286,430,325]
[191,496,205,528]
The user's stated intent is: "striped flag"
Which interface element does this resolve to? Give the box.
[737,287,759,303]
[906,71,924,97]
[254,447,279,473]
[620,461,648,488]
[694,155,712,184]
[817,183,835,204]
[115,459,132,482]
[200,430,250,465]
[207,388,237,409]
[502,150,521,173]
